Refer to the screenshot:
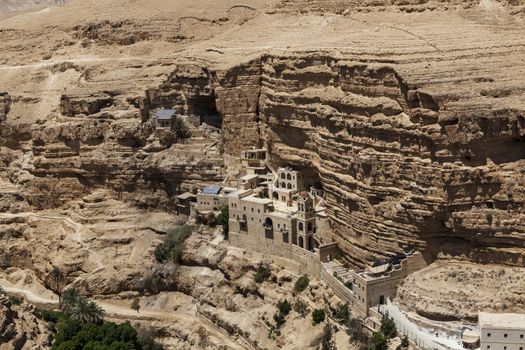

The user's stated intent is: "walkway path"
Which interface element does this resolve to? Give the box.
[0,281,246,349]
[380,301,463,350]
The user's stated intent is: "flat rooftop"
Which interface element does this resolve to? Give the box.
[479,312,525,329]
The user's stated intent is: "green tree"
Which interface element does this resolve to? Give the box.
[59,288,81,315]
[321,323,336,350]
[401,335,409,348]
[217,205,229,237]
[333,302,350,323]
[155,225,194,263]
[68,296,105,324]
[171,117,190,139]
[294,275,309,293]
[312,308,325,325]
[380,315,397,339]
[371,332,388,350]
[49,266,64,294]
[293,299,309,318]
[131,297,140,313]
[253,264,271,283]
[277,299,292,316]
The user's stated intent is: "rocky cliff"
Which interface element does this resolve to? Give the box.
[1,0,524,270]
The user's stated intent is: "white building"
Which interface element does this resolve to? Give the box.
[479,312,525,350]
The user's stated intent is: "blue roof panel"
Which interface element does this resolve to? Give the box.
[202,186,222,195]
[156,109,176,120]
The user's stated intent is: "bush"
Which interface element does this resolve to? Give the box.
[217,205,229,237]
[155,225,194,263]
[401,335,409,348]
[333,303,350,323]
[293,299,309,318]
[273,312,286,329]
[9,295,22,305]
[371,332,388,350]
[321,323,336,350]
[380,315,397,339]
[346,318,369,344]
[144,274,162,294]
[294,275,309,293]
[253,265,271,283]
[277,300,292,316]
[312,308,325,325]
[35,309,62,324]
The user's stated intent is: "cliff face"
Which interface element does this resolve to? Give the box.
[210,55,525,267]
[1,0,524,270]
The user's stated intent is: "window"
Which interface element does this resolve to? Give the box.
[487,346,490,350]
[504,334,508,338]
[487,333,491,337]
[521,335,524,339]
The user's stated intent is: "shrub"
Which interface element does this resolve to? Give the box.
[137,326,163,350]
[333,302,350,323]
[401,335,409,348]
[36,309,62,323]
[370,332,388,350]
[253,265,271,283]
[293,299,309,318]
[273,312,286,329]
[380,315,397,339]
[346,318,369,344]
[9,295,22,305]
[321,323,336,350]
[217,205,229,237]
[312,308,325,325]
[144,273,162,294]
[277,300,292,316]
[171,117,190,139]
[294,275,309,293]
[131,297,140,313]
[155,225,194,263]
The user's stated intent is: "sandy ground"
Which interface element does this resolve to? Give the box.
[397,260,525,321]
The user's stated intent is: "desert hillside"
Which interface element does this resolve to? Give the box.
[1,0,525,348]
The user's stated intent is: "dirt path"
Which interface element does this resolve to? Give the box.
[0,281,247,349]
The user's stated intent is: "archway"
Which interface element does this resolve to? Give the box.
[379,295,385,305]
[272,191,279,200]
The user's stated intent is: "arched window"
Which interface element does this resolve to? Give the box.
[287,174,292,180]
[287,183,292,189]
[307,222,313,232]
[281,173,286,179]
[298,222,304,231]
[281,182,286,188]
[298,236,304,248]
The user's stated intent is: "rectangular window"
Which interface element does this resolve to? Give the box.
[487,346,490,350]
[487,333,491,337]
[521,335,524,339]
[504,334,508,338]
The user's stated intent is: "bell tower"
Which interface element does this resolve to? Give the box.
[296,193,316,250]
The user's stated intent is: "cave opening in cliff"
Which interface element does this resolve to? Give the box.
[187,92,221,129]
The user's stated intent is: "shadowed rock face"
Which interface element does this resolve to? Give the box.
[208,55,525,268]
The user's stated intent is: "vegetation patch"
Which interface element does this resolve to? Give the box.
[154,225,195,263]
[311,308,325,325]
[293,275,309,293]
[253,264,271,283]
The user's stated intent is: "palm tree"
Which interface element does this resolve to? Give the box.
[60,287,81,315]
[49,267,64,294]
[69,296,105,324]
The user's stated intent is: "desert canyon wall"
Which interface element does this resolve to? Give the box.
[0,0,524,272]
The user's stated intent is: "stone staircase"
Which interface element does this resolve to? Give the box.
[387,337,402,350]
[322,260,353,283]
